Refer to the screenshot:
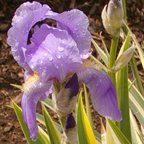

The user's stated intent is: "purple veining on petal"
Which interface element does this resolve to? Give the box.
[28,24,82,82]
[78,68,122,121]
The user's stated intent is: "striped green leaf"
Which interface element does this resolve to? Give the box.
[130,111,143,144]
[41,98,56,112]
[77,92,97,144]
[116,33,132,142]
[12,101,50,144]
[36,113,62,132]
[108,120,131,144]
[42,105,61,144]
[124,22,144,70]
[92,39,108,65]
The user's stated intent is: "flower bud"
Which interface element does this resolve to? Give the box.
[101,0,124,36]
[64,113,77,144]
[112,46,135,72]
[54,74,79,116]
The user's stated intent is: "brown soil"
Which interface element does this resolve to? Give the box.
[0,0,144,143]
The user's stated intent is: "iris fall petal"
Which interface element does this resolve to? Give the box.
[78,68,122,121]
[21,74,52,140]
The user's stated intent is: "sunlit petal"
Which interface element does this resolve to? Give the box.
[78,68,122,121]
[21,73,52,140]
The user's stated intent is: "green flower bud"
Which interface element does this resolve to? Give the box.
[101,0,124,36]
[55,88,78,116]
[54,74,79,116]
[112,46,135,72]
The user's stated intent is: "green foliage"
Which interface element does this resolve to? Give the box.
[77,92,97,144]
[42,105,61,144]
[116,33,132,142]
[108,120,131,144]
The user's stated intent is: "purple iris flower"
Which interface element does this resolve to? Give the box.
[7,1,121,140]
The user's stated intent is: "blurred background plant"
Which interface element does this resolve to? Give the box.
[0,0,144,143]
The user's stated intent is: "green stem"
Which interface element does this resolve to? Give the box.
[116,33,132,142]
[108,36,119,85]
[118,66,132,142]
[111,0,131,142]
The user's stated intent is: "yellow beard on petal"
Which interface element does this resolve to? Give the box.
[22,73,39,93]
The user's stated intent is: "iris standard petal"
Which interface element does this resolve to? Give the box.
[21,73,52,140]
[7,1,51,69]
[78,68,122,121]
[28,24,82,82]
[46,9,91,59]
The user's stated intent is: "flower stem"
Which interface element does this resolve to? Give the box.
[106,36,119,143]
[117,1,132,142]
[108,36,119,85]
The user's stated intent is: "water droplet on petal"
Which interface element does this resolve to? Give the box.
[55,65,59,69]
[61,40,65,44]
[15,42,19,47]
[39,82,42,87]
[42,71,47,78]
[15,56,20,61]
[30,65,34,69]
[48,56,53,61]
[44,53,48,57]
[56,54,61,59]
[58,46,64,52]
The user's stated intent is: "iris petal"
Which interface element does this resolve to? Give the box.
[78,68,122,121]
[21,74,52,140]
[7,1,51,69]
[46,9,91,59]
[28,24,82,82]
